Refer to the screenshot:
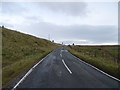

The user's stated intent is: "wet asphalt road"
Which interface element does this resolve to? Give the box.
[14,46,119,88]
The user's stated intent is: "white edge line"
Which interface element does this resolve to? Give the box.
[62,59,72,74]
[71,53,120,82]
[12,69,33,89]
[12,52,52,90]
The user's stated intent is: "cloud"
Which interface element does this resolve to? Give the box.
[118,2,120,44]
[1,2,117,26]
[2,2,87,16]
[1,2,118,45]
[2,2,26,15]
[37,2,87,16]
[15,22,117,45]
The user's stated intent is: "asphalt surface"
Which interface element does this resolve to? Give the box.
[12,46,120,88]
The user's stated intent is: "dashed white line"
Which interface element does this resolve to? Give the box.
[60,50,64,53]
[64,50,68,52]
[62,59,72,74]
[61,50,68,53]
[60,54,62,57]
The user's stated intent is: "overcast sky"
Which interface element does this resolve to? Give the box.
[0,1,118,45]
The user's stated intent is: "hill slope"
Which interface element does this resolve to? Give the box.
[2,27,59,85]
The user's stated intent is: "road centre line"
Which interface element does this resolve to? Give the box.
[60,54,62,57]
[61,50,68,52]
[64,50,68,52]
[62,59,72,74]
[61,50,64,53]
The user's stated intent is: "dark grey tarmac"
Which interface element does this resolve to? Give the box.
[11,46,120,88]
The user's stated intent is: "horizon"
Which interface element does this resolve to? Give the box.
[2,26,119,46]
[0,1,118,45]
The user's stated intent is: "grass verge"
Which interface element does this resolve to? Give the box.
[68,45,120,79]
[3,51,54,86]
[2,27,60,86]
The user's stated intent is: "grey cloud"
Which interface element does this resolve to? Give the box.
[1,2,117,45]
[37,2,87,16]
[24,16,43,23]
[0,22,14,28]
[118,1,120,44]
[0,3,2,12]
[18,22,117,44]
[2,2,27,15]
[2,2,87,16]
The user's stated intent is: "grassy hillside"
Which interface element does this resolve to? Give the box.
[68,45,120,79]
[2,27,60,86]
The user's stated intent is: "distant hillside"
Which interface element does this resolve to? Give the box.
[2,27,60,85]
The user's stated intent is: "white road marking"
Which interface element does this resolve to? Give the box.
[64,50,68,52]
[12,52,52,90]
[12,68,33,90]
[62,59,72,74]
[60,54,62,57]
[61,50,64,53]
[61,50,68,52]
[71,53,120,82]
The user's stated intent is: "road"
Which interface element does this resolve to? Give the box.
[12,46,119,88]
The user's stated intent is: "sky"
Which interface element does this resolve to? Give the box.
[0,1,118,45]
